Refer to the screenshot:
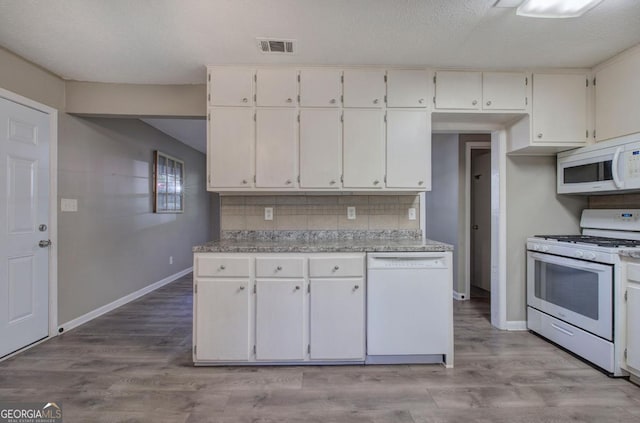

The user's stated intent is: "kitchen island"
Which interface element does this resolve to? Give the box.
[192,230,453,367]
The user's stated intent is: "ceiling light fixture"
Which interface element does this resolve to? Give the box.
[516,0,604,18]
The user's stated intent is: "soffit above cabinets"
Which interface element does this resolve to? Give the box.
[1,0,639,84]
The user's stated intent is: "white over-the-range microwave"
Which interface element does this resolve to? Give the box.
[558,133,640,195]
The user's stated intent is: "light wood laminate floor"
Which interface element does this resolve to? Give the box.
[1,274,639,422]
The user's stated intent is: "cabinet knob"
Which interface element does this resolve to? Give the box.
[333,265,340,271]
[486,100,492,106]
[276,266,283,271]
[330,99,336,104]
[373,180,380,185]
[242,179,248,184]
[239,286,245,290]
[330,180,336,185]
[286,98,293,103]
[295,285,300,290]
[354,285,360,290]
[373,99,379,104]
[418,98,425,104]
[472,100,478,106]
[537,133,543,139]
[219,265,226,270]
[242,97,248,103]
[418,180,424,185]
[285,179,292,185]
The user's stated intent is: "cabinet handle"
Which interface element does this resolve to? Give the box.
[239,286,245,290]
[373,180,380,185]
[373,99,379,104]
[418,180,424,185]
[276,266,283,271]
[472,100,478,106]
[219,265,226,270]
[330,99,336,104]
[285,179,292,185]
[242,97,248,103]
[333,265,340,271]
[418,98,425,104]
[286,98,293,103]
[330,180,336,185]
[537,133,543,139]
[486,100,492,106]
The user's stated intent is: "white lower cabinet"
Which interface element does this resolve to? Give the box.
[256,279,306,361]
[309,278,365,360]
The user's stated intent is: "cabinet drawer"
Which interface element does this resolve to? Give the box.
[256,257,304,278]
[196,256,250,277]
[309,256,364,278]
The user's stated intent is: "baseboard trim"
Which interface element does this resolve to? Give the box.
[58,267,192,334]
[506,320,528,331]
[453,290,468,301]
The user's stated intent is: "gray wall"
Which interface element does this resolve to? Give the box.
[505,155,586,321]
[57,116,212,323]
[425,134,461,290]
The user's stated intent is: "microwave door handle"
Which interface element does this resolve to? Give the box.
[529,252,608,273]
[612,147,624,189]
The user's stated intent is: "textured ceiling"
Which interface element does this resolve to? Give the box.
[1,0,639,84]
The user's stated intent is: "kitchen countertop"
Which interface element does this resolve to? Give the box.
[193,238,453,253]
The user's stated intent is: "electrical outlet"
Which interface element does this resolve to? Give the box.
[347,206,356,220]
[408,208,417,220]
[264,207,273,220]
[169,256,173,265]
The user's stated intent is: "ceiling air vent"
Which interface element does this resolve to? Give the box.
[257,38,296,55]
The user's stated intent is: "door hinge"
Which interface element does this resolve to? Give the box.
[525,97,528,106]
[384,95,387,103]
[433,96,436,104]
[307,284,310,293]
[253,284,256,294]
[384,113,387,123]
[307,344,311,354]
[341,174,344,183]
[254,94,256,102]
[207,93,210,101]
[194,283,198,294]
[297,74,300,83]
[297,175,300,183]
[254,175,256,183]
[253,345,257,354]
[586,130,589,138]
[341,113,344,123]
[297,94,300,103]
[593,77,596,86]
[297,114,300,123]
[625,290,628,301]
[433,75,436,84]
[208,73,211,82]
[254,113,256,122]
[194,345,197,355]
[254,73,257,82]
[593,130,596,139]
[384,74,387,83]
[384,175,387,183]
[208,112,211,121]
[341,95,343,103]
[208,174,211,184]
[586,78,589,87]
[525,76,528,86]
[624,348,628,359]
[341,75,344,83]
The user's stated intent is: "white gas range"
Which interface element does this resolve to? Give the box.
[527,209,640,377]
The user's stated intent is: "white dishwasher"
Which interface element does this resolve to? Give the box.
[366,252,453,367]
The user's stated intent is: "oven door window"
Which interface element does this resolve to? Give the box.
[534,261,599,320]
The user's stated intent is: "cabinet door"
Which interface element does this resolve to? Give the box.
[299,109,342,189]
[595,53,640,142]
[299,69,342,107]
[627,285,640,371]
[386,110,430,189]
[310,278,365,360]
[343,110,385,188]
[343,70,386,108]
[208,68,254,106]
[435,71,482,110]
[483,72,527,110]
[208,108,254,188]
[387,70,429,108]
[255,109,297,188]
[256,69,298,107]
[532,74,588,143]
[256,280,305,360]
[195,279,251,361]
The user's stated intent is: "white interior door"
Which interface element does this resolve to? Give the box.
[0,96,50,358]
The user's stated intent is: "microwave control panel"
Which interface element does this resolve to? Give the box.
[625,142,640,189]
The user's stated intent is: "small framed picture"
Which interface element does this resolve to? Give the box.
[154,151,184,213]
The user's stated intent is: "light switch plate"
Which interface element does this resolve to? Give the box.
[347,206,356,220]
[408,208,417,220]
[61,198,78,212]
[264,207,273,221]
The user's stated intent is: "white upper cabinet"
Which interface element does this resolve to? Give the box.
[434,71,482,110]
[386,110,430,189]
[208,107,254,189]
[299,109,342,189]
[256,69,298,107]
[299,69,342,107]
[208,68,254,107]
[343,109,385,188]
[386,70,429,108]
[532,73,588,143]
[343,70,386,108]
[595,50,640,142]
[255,109,297,188]
[483,72,527,110]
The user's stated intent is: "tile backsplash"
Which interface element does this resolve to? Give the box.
[220,195,420,231]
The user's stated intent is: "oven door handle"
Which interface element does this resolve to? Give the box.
[551,323,575,337]
[529,252,609,273]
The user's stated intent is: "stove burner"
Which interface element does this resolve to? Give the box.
[534,234,640,248]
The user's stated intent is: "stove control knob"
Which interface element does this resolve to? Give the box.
[585,252,597,260]
[575,250,584,258]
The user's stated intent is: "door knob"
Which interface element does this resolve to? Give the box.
[39,240,52,248]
